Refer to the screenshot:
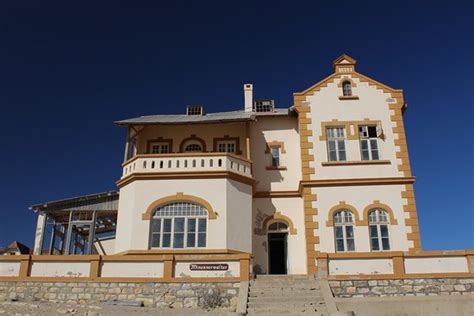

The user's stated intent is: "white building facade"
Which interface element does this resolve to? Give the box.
[31,55,422,276]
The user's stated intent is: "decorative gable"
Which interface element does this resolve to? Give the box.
[333,54,357,73]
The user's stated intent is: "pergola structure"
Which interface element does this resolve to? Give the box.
[30,191,119,255]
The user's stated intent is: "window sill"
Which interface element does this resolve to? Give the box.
[338,96,359,100]
[266,166,287,171]
[322,160,391,167]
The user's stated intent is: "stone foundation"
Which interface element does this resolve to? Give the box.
[0,281,239,310]
[329,278,474,298]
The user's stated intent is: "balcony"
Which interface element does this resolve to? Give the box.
[121,153,253,181]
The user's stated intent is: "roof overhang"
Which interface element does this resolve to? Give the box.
[30,191,119,213]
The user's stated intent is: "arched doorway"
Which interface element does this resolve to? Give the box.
[267,221,288,274]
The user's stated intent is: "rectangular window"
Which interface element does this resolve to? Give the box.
[335,224,355,252]
[335,226,345,251]
[216,140,236,153]
[151,219,161,248]
[271,147,280,167]
[150,217,206,249]
[345,226,355,251]
[380,225,390,250]
[187,218,196,247]
[198,218,207,247]
[150,142,170,154]
[162,219,172,247]
[369,224,390,251]
[126,138,137,160]
[327,127,346,161]
[359,126,379,160]
[369,225,380,251]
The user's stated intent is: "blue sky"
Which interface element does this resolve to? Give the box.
[0,1,472,250]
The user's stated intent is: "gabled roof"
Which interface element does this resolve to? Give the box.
[5,241,30,254]
[114,108,290,126]
[333,54,357,66]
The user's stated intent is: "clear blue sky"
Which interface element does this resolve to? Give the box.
[0,1,472,250]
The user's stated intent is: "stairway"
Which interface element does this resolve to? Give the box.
[246,274,329,315]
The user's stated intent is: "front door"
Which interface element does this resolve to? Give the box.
[268,232,288,274]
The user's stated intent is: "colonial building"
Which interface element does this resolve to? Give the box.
[30,54,422,276]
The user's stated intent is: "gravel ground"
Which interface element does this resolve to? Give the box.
[0,301,235,316]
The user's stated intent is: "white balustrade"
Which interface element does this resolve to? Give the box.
[122,154,252,179]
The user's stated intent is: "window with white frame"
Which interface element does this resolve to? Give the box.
[368,209,390,251]
[216,140,236,153]
[270,147,280,167]
[342,81,352,96]
[359,126,379,160]
[327,127,346,161]
[150,142,170,154]
[334,210,355,252]
[150,202,207,249]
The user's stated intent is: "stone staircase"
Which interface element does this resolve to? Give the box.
[246,274,329,315]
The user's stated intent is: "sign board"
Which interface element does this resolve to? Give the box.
[189,263,229,271]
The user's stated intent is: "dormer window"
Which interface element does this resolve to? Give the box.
[342,81,352,96]
[186,106,204,116]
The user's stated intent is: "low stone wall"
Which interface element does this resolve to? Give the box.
[0,281,239,310]
[329,278,474,298]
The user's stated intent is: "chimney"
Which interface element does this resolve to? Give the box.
[244,83,253,112]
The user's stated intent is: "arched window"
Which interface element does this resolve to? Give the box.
[342,81,352,96]
[184,143,203,152]
[368,209,390,251]
[334,210,355,252]
[268,221,288,232]
[150,202,207,249]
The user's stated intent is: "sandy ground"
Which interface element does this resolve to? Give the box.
[0,301,235,316]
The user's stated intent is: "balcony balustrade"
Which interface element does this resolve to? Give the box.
[121,153,252,179]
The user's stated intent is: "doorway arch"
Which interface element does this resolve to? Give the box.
[267,221,288,274]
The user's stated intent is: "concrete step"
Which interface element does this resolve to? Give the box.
[249,285,321,292]
[246,275,329,316]
[250,284,321,288]
[247,307,328,315]
[248,301,327,309]
[250,281,319,288]
[249,289,323,296]
[248,295,324,303]
[247,313,327,316]
[255,274,315,280]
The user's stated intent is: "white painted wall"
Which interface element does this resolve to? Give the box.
[252,197,307,275]
[94,238,115,255]
[174,261,240,278]
[226,180,253,253]
[100,261,164,278]
[30,261,90,278]
[311,185,411,253]
[305,75,404,180]
[405,257,469,274]
[249,116,301,192]
[0,261,20,277]
[329,258,394,275]
[115,178,252,254]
